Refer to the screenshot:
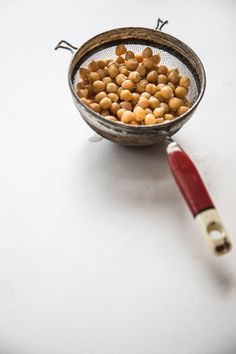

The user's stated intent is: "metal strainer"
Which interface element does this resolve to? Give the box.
[55,19,232,255]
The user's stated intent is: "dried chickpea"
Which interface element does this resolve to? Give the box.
[79,68,89,80]
[149,96,160,109]
[108,93,119,102]
[117,108,126,120]
[130,120,139,126]
[158,74,168,84]
[179,76,190,88]
[145,108,152,115]
[121,80,135,91]
[106,82,118,93]
[161,86,173,100]
[101,109,110,116]
[158,65,168,75]
[100,97,112,109]
[154,91,165,102]
[131,93,140,105]
[121,111,134,123]
[97,69,105,79]
[120,89,133,101]
[136,80,147,93]
[167,82,176,91]
[147,70,158,83]
[156,83,166,91]
[103,76,112,86]
[126,59,139,71]
[105,115,117,122]
[90,103,101,113]
[125,51,135,60]
[141,92,151,99]
[80,97,90,106]
[137,97,149,109]
[177,106,189,116]
[128,71,141,83]
[160,102,170,113]
[156,118,164,124]
[110,102,120,115]
[89,72,100,82]
[117,87,123,96]
[77,88,88,98]
[136,54,143,63]
[120,101,133,111]
[95,91,106,103]
[96,60,106,69]
[152,54,161,64]
[115,74,126,86]
[168,71,179,84]
[145,114,156,125]
[93,80,105,93]
[104,59,112,66]
[168,97,181,111]
[116,56,125,64]
[108,64,119,78]
[175,86,188,99]
[76,80,89,90]
[136,65,147,77]
[142,47,153,58]
[133,106,145,121]
[145,83,157,95]
[153,106,165,118]
[119,66,129,76]
[88,60,99,72]
[87,84,94,98]
[115,44,127,56]
[164,114,174,120]
[143,58,155,72]
[103,67,109,76]
[182,97,190,107]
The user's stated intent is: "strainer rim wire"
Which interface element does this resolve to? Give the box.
[68,26,206,131]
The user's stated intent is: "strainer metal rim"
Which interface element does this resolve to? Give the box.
[68,26,206,131]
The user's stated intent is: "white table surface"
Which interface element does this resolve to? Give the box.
[1,0,236,353]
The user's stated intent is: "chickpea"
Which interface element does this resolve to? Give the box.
[125,59,139,71]
[152,54,161,64]
[143,58,155,72]
[119,66,129,76]
[76,80,88,89]
[153,106,165,118]
[175,86,188,99]
[136,80,147,93]
[145,108,152,115]
[120,89,133,101]
[141,92,151,99]
[115,74,126,86]
[100,97,112,109]
[108,63,119,78]
[149,97,160,109]
[88,60,99,72]
[161,86,173,100]
[95,91,106,103]
[136,54,143,63]
[105,115,117,122]
[145,83,157,95]
[182,97,190,107]
[179,76,190,88]
[167,82,176,91]
[115,44,127,56]
[121,80,135,91]
[77,88,88,98]
[96,60,106,69]
[137,97,149,109]
[87,84,94,98]
[103,76,112,86]
[106,82,118,93]
[125,51,135,60]
[158,65,168,75]
[117,108,126,120]
[89,72,100,82]
[116,56,125,64]
[103,67,109,76]
[164,114,174,120]
[156,83,166,91]
[158,74,168,84]
[133,106,145,121]
[168,97,181,111]
[90,102,101,113]
[93,80,105,93]
[101,109,110,117]
[147,70,158,83]
[110,102,120,115]
[154,91,165,102]
[160,102,170,113]
[145,114,156,125]
[142,47,153,58]
[168,71,179,84]
[131,93,140,105]
[128,71,141,83]
[130,120,139,126]
[108,93,119,102]
[80,97,90,106]
[104,59,112,67]
[136,65,147,77]
[97,69,105,80]
[79,67,89,80]
[121,111,135,124]
[156,118,164,124]
[117,87,123,96]
[177,106,189,116]
[120,101,133,111]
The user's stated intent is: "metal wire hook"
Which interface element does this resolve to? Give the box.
[155,18,169,31]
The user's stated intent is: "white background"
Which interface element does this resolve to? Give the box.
[0,0,236,353]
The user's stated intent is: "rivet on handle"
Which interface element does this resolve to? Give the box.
[155,18,169,31]
[54,40,78,55]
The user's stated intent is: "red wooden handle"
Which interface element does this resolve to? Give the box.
[167,142,214,216]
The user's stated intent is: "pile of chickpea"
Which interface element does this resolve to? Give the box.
[76,44,191,125]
